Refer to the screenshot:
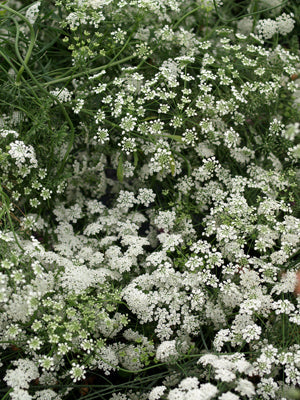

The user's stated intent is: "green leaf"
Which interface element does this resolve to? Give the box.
[160,133,183,142]
[170,155,176,176]
[133,151,138,167]
[117,153,124,182]
[0,1,8,16]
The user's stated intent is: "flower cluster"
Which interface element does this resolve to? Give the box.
[0,0,299,399]
[0,129,53,209]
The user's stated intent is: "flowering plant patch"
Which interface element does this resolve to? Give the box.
[0,0,299,399]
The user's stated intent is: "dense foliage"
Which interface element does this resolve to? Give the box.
[0,0,299,399]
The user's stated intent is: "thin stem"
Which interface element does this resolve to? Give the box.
[108,25,137,66]
[0,389,13,400]
[173,5,201,29]
[38,21,140,88]
[0,49,19,76]
[0,188,24,251]
[212,0,289,23]
[0,3,36,85]
[42,55,136,88]
[173,150,192,177]
[11,16,75,174]
[199,327,209,351]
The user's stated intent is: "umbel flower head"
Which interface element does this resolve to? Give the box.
[0,0,299,399]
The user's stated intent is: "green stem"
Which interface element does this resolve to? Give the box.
[0,3,36,85]
[0,188,24,251]
[37,20,139,88]
[0,389,13,400]
[108,25,136,66]
[0,99,35,119]
[41,20,143,88]
[199,326,209,351]
[11,16,75,174]
[173,150,192,177]
[42,55,136,88]
[173,5,201,29]
[0,49,19,76]
[212,0,288,23]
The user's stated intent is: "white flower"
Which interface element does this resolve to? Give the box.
[237,17,253,35]
[148,386,166,400]
[10,388,33,400]
[236,378,256,398]
[60,264,109,294]
[273,299,295,315]
[219,392,240,400]
[0,129,18,138]
[198,383,218,399]
[33,389,62,400]
[8,140,37,169]
[119,137,137,154]
[5,359,39,389]
[256,18,277,40]
[39,356,55,372]
[27,336,43,351]
[157,233,183,251]
[257,378,278,399]
[179,377,199,390]
[215,368,236,382]
[276,13,295,36]
[156,340,179,363]
[117,190,136,211]
[198,353,219,367]
[70,363,86,382]
[96,346,119,375]
[25,1,41,24]
[50,88,72,103]
[213,329,231,351]
[137,188,156,207]
[154,210,177,231]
